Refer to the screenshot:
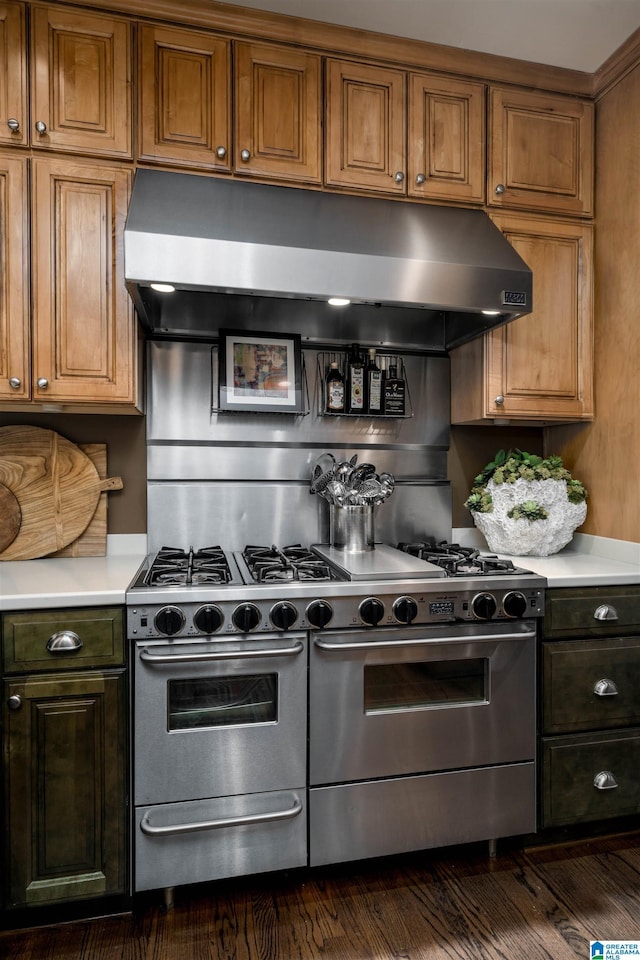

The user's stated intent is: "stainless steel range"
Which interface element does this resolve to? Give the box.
[127,537,545,894]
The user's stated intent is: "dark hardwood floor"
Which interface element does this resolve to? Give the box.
[2,831,640,959]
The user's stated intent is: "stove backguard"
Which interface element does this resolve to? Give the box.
[145,339,451,553]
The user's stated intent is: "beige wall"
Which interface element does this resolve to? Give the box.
[545,61,640,543]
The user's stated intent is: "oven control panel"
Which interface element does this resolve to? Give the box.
[127,586,544,638]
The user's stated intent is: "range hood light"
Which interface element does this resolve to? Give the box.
[328,297,351,307]
[481,309,501,316]
[150,282,176,293]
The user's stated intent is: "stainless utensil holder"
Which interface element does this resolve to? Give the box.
[329,505,376,553]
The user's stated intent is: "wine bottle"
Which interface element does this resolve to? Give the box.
[325,361,345,413]
[346,343,365,414]
[365,348,383,414]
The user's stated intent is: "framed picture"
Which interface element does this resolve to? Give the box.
[218,329,303,413]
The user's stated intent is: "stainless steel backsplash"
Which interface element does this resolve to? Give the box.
[146,339,452,552]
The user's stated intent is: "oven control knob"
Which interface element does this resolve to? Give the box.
[194,604,224,634]
[392,596,418,624]
[502,591,528,619]
[154,605,186,637]
[232,602,261,633]
[359,597,385,626]
[270,601,298,631]
[306,599,333,629]
[472,593,497,620]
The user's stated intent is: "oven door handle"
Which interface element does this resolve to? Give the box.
[139,794,303,836]
[314,631,533,652]
[139,641,304,664]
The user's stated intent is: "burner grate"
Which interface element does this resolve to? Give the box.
[146,545,233,586]
[397,540,518,577]
[243,544,337,583]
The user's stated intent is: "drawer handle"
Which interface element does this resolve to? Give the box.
[593,770,618,790]
[593,678,619,696]
[594,603,619,621]
[139,794,303,836]
[46,630,83,653]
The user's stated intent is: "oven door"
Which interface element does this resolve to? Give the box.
[134,633,307,806]
[309,620,536,785]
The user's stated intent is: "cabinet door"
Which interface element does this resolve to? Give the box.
[235,41,322,184]
[325,58,406,195]
[408,73,484,203]
[3,670,127,907]
[30,5,132,158]
[488,87,594,217]
[0,1,27,146]
[451,213,593,423]
[138,24,230,170]
[30,157,137,406]
[0,152,29,401]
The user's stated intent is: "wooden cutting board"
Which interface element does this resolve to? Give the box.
[0,481,22,552]
[0,425,122,561]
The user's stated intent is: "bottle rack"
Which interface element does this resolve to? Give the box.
[316,350,413,419]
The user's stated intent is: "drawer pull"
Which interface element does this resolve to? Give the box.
[139,794,303,836]
[46,630,83,653]
[593,678,619,697]
[593,770,618,790]
[594,603,619,621]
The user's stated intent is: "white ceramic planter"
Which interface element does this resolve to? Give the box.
[471,477,587,556]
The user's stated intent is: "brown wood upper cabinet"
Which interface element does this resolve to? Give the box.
[408,73,485,203]
[325,58,406,195]
[0,2,131,156]
[450,212,594,423]
[0,151,139,410]
[488,87,594,217]
[139,26,322,183]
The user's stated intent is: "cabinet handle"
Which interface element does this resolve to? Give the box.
[394,171,405,183]
[36,377,49,389]
[8,377,21,389]
[240,148,251,162]
[7,118,20,132]
[593,770,618,790]
[7,695,22,711]
[415,173,426,185]
[495,183,506,195]
[494,395,505,406]
[594,603,619,621]
[216,145,227,159]
[46,630,83,653]
[35,120,47,134]
[593,678,619,696]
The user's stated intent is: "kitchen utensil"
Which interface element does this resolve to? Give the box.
[0,481,22,552]
[0,425,123,561]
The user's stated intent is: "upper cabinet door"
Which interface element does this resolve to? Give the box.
[325,58,406,195]
[0,1,27,146]
[234,41,322,184]
[0,153,29,401]
[488,87,594,216]
[30,4,132,158]
[138,24,231,170]
[408,73,485,203]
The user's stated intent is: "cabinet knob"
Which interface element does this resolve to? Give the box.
[46,630,83,653]
[394,171,405,183]
[593,678,619,697]
[594,603,618,621]
[593,770,618,790]
[8,376,21,389]
[415,173,426,185]
[216,145,227,159]
[36,377,49,389]
[7,118,20,132]
[240,148,251,162]
[7,695,22,711]
[35,120,47,134]
[494,395,505,406]
[495,183,506,195]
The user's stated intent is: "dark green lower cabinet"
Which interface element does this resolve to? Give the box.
[3,669,127,908]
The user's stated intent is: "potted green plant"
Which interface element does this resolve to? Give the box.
[465,449,588,556]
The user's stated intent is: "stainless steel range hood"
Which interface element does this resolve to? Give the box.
[124,170,532,350]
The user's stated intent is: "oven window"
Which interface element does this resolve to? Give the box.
[364,658,487,713]
[168,674,278,729]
